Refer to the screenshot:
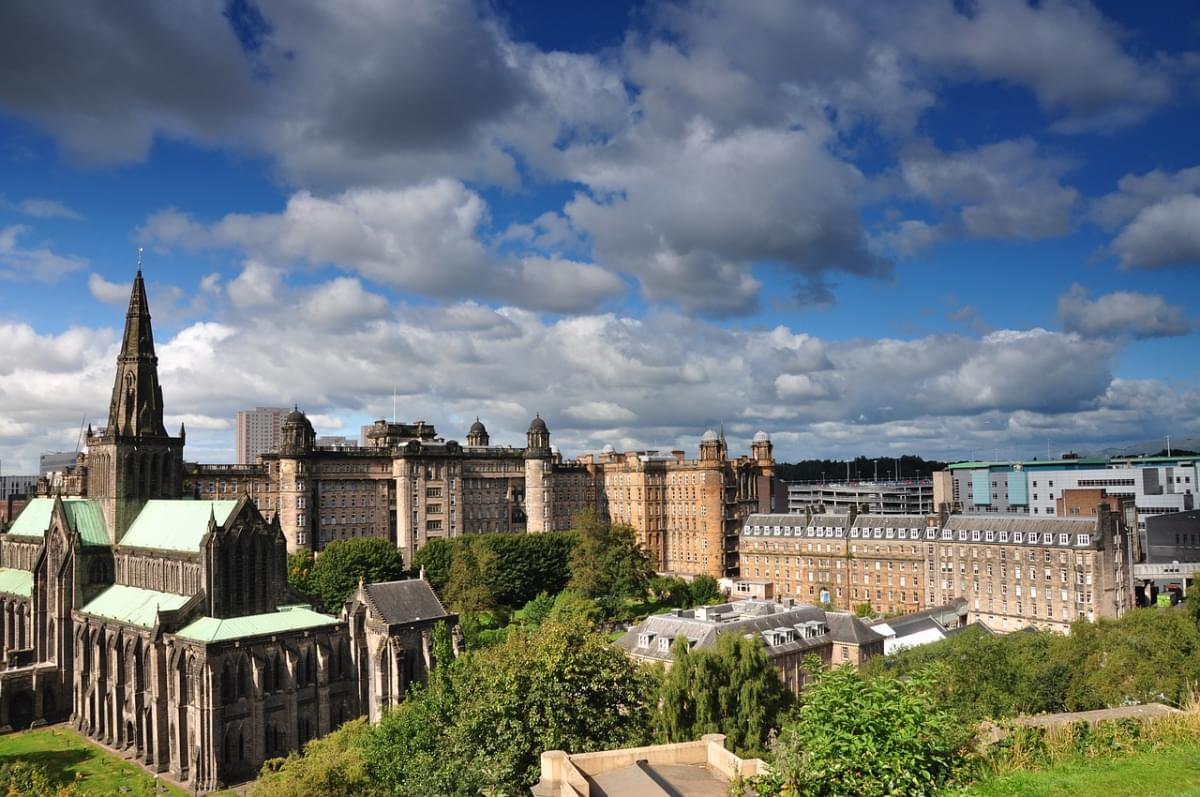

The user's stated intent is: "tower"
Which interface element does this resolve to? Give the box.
[86,266,185,542]
[276,407,317,552]
[751,431,774,470]
[524,415,552,532]
[466,418,489,447]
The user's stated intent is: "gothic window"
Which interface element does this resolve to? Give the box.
[237,656,250,699]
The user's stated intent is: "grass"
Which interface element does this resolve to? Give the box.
[0,726,191,796]
[966,742,1200,796]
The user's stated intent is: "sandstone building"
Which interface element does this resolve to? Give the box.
[739,501,1135,633]
[0,272,455,790]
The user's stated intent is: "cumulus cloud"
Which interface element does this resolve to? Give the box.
[140,182,627,313]
[894,139,1079,243]
[0,225,88,281]
[1108,194,1200,270]
[1057,283,1191,339]
[87,273,129,303]
[0,196,83,220]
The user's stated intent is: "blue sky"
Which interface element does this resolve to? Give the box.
[1,0,1198,471]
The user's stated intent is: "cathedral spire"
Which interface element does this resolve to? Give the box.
[106,258,167,437]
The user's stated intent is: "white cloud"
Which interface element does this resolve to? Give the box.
[1109,194,1200,270]
[1057,283,1191,339]
[0,225,88,282]
[87,272,129,304]
[0,196,83,220]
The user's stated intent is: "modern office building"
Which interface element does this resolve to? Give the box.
[786,479,933,515]
[937,457,1197,551]
[234,407,290,465]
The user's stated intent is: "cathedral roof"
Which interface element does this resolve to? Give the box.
[175,605,339,643]
[6,497,109,546]
[0,567,33,598]
[361,578,452,626]
[79,584,191,629]
[119,499,239,552]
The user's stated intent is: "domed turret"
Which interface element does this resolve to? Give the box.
[526,413,550,456]
[699,428,723,461]
[602,443,615,455]
[753,430,770,443]
[701,429,718,443]
[466,417,489,447]
[751,429,774,467]
[280,406,316,454]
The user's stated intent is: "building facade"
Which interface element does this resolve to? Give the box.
[0,272,456,790]
[235,408,290,465]
[739,500,1135,633]
[786,479,933,515]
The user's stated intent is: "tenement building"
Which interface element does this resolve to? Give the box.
[739,501,1135,633]
[0,272,455,790]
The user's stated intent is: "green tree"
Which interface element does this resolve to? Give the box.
[649,575,690,606]
[444,539,495,613]
[252,719,371,797]
[410,537,453,592]
[366,614,657,795]
[308,538,405,611]
[287,549,315,595]
[687,575,723,606]
[520,591,557,626]
[762,666,970,797]
[567,509,653,610]
[657,632,793,756]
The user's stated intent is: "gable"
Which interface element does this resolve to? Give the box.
[7,497,109,546]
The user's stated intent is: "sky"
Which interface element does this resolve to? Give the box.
[1,0,1199,472]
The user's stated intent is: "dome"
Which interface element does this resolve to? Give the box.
[528,414,549,434]
[602,444,615,454]
[753,430,770,443]
[469,418,487,435]
[284,406,309,426]
[700,429,719,443]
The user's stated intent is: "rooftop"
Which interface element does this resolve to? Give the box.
[360,578,453,625]
[0,567,33,598]
[119,499,239,552]
[175,605,339,643]
[948,455,1196,471]
[7,497,109,546]
[79,584,191,628]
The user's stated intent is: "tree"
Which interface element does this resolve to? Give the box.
[520,591,556,626]
[687,575,722,606]
[567,510,653,611]
[761,666,970,797]
[287,549,315,595]
[0,761,77,797]
[443,539,495,613]
[410,537,453,593]
[366,614,657,795]
[308,538,405,611]
[252,719,371,797]
[657,632,793,757]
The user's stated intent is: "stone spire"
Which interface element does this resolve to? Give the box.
[106,263,167,438]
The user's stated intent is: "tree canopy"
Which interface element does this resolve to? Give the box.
[305,537,406,611]
[567,510,653,614]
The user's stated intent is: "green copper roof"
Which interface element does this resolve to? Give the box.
[175,606,339,643]
[119,500,239,552]
[0,568,33,598]
[80,584,191,628]
[7,498,109,546]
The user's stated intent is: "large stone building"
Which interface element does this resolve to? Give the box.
[0,272,455,789]
[739,499,1136,633]
[186,415,776,580]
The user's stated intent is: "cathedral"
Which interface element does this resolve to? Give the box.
[0,272,454,789]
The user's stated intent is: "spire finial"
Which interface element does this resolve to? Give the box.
[136,246,143,274]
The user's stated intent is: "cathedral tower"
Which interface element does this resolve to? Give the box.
[86,266,185,542]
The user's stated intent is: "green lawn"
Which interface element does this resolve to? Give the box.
[967,744,1200,796]
[0,726,190,796]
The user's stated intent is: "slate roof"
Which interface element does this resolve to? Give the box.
[617,600,831,662]
[825,611,886,645]
[7,498,109,546]
[0,567,33,598]
[174,606,339,643]
[851,514,931,530]
[79,584,191,628]
[943,514,1096,535]
[361,579,452,626]
[119,500,239,552]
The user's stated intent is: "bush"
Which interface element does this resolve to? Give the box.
[758,666,971,796]
[252,719,370,797]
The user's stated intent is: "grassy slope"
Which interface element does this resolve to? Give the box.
[968,744,1200,796]
[0,726,189,796]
